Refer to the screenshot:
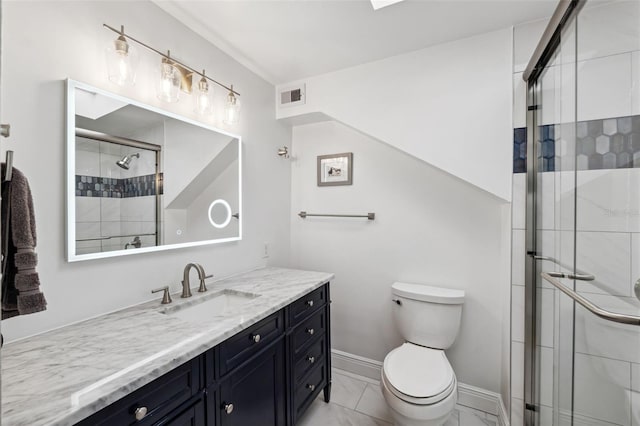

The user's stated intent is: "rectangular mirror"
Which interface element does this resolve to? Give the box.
[66,80,242,262]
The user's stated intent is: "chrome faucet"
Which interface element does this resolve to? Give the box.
[181,263,212,298]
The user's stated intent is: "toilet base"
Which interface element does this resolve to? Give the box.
[381,372,457,426]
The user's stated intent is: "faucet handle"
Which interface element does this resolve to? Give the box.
[198,274,214,293]
[152,286,172,304]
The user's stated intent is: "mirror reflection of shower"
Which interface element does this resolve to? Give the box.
[116,153,139,170]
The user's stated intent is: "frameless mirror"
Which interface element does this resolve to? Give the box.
[66,80,242,261]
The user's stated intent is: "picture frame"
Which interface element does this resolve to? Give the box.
[317,152,353,186]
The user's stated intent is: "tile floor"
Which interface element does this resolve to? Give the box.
[298,369,498,426]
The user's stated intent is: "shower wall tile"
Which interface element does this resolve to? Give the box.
[512,174,526,230]
[511,230,525,286]
[510,398,523,426]
[513,73,526,128]
[538,288,554,348]
[633,363,640,392]
[577,54,633,122]
[573,352,631,426]
[633,52,640,116]
[511,285,524,343]
[574,294,640,363]
[75,197,100,222]
[511,342,524,400]
[100,198,121,222]
[99,153,122,180]
[538,346,553,408]
[76,150,100,176]
[100,221,121,239]
[141,221,156,234]
[576,2,640,63]
[76,222,101,240]
[572,231,631,297]
[575,169,640,233]
[633,234,640,295]
[537,172,555,230]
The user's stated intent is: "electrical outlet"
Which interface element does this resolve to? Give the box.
[263,242,269,258]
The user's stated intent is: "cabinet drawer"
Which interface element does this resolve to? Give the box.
[153,397,205,426]
[219,311,284,376]
[291,308,326,357]
[289,286,327,326]
[76,359,200,426]
[293,336,326,386]
[293,363,326,423]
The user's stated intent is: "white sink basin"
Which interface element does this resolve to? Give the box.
[162,290,260,322]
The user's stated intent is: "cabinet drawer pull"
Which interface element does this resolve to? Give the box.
[134,406,148,421]
[307,384,315,392]
[223,403,234,414]
[307,356,315,364]
[252,334,261,343]
[306,300,314,307]
[306,328,315,335]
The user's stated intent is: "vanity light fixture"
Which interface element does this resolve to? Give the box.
[103,24,240,121]
[195,70,213,116]
[224,85,241,125]
[105,25,138,86]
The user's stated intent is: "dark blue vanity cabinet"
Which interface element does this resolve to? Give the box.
[76,283,331,426]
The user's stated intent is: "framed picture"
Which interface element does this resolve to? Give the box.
[317,152,353,186]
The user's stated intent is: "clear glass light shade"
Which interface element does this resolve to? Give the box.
[223,91,241,125]
[156,62,181,103]
[194,78,213,115]
[105,38,138,86]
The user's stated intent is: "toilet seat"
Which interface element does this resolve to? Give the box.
[382,343,455,405]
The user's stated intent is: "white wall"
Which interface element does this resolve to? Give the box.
[277,28,514,201]
[290,120,510,393]
[1,1,292,341]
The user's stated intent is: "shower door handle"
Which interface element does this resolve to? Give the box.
[546,271,595,281]
[541,272,640,326]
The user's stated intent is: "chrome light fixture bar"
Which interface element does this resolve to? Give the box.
[103,23,241,98]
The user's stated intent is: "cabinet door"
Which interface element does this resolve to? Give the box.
[219,339,286,426]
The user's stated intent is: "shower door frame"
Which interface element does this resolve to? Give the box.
[522,1,584,425]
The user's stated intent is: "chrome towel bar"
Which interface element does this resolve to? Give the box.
[541,272,640,326]
[298,211,375,220]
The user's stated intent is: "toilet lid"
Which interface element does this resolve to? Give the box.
[383,343,455,401]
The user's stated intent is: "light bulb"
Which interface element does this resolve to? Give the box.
[194,70,213,115]
[224,85,241,125]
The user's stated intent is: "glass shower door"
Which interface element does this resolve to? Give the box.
[526,1,640,425]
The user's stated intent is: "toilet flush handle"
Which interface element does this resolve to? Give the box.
[391,299,402,306]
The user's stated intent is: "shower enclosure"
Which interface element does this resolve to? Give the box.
[522,1,640,425]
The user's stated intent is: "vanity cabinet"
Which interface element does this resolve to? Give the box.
[75,283,330,426]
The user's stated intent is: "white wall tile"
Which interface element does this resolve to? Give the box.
[100,221,121,238]
[76,222,100,240]
[511,398,523,426]
[575,169,640,233]
[99,153,122,180]
[633,51,640,116]
[75,149,100,176]
[577,2,640,62]
[513,73,526,128]
[539,288,554,348]
[574,353,631,426]
[512,174,526,230]
[574,294,640,363]
[512,342,524,400]
[513,19,548,73]
[100,198,121,222]
[512,230,525,286]
[75,197,100,222]
[121,221,142,236]
[538,172,555,231]
[512,285,524,343]
[577,54,632,122]
[632,363,640,392]
[574,232,631,297]
[634,234,640,297]
[539,346,553,408]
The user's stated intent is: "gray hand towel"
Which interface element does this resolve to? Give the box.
[2,163,47,319]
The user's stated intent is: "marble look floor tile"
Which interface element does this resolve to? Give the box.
[355,383,394,423]
[330,371,369,409]
[459,410,496,426]
[444,409,460,426]
[298,400,391,426]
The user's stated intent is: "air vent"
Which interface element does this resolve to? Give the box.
[279,84,305,107]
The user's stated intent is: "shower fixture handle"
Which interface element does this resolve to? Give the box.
[151,286,172,304]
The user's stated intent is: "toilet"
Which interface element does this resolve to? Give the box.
[381,282,465,426]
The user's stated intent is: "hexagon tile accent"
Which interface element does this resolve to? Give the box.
[513,115,640,173]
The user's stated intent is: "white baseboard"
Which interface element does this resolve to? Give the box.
[331,349,510,426]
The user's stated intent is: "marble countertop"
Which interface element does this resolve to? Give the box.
[1,267,333,426]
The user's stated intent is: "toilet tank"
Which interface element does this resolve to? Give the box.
[391,282,465,350]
